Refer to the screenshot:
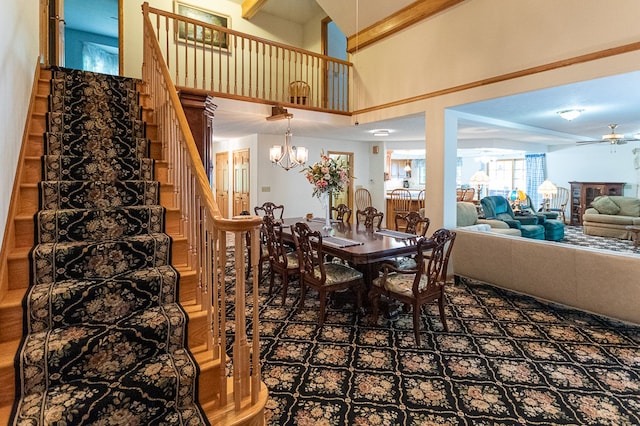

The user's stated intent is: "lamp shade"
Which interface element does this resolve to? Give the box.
[537,180,558,197]
[509,189,526,201]
[469,170,490,185]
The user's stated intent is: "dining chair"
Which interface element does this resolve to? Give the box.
[355,188,372,212]
[461,187,475,202]
[547,187,570,223]
[456,188,465,201]
[417,189,425,211]
[289,80,310,105]
[331,203,352,223]
[248,202,284,282]
[356,206,384,230]
[390,211,431,270]
[390,188,413,215]
[369,228,457,346]
[291,222,364,326]
[262,215,299,304]
[254,201,284,221]
[395,211,430,237]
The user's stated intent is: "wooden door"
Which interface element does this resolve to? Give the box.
[215,152,229,218]
[45,0,65,67]
[232,149,250,216]
[328,151,353,220]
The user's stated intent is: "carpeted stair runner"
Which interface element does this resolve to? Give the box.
[10,67,209,424]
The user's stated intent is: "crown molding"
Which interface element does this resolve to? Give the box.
[347,0,465,53]
[241,0,268,20]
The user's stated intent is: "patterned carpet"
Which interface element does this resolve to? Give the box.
[557,225,639,255]
[227,228,640,425]
[10,68,208,424]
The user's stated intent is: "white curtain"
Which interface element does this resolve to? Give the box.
[82,42,118,75]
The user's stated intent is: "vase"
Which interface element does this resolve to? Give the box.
[322,191,332,231]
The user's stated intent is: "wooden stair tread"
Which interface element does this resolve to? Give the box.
[1,288,27,307]
[0,404,13,421]
[0,339,20,370]
[7,247,30,259]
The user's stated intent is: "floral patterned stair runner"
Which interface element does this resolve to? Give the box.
[10,67,208,425]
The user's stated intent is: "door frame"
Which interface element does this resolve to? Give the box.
[327,151,354,216]
[43,0,124,74]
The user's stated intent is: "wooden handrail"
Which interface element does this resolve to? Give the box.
[144,3,352,113]
[142,2,264,412]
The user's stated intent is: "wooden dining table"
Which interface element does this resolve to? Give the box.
[278,217,426,287]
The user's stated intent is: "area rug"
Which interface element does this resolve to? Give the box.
[226,251,640,425]
[557,225,639,255]
[10,67,209,425]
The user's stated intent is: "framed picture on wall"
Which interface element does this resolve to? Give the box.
[174,1,230,50]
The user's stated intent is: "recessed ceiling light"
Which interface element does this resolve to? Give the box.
[557,109,584,121]
[372,129,390,137]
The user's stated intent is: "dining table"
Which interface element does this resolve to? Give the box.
[278,217,427,288]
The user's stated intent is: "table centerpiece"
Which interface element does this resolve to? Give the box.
[302,152,350,230]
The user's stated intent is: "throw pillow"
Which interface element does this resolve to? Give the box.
[591,196,621,215]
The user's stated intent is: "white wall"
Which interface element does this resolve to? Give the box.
[349,0,640,228]
[547,143,639,196]
[124,0,315,78]
[210,132,371,218]
[352,0,640,111]
[0,0,40,247]
[255,134,371,218]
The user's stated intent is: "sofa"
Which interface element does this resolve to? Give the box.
[456,202,521,236]
[451,228,640,325]
[583,195,640,239]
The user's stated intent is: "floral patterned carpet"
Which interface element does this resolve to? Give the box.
[10,68,208,424]
[228,253,640,425]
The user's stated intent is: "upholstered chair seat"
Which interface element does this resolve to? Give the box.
[372,272,430,296]
[316,263,363,286]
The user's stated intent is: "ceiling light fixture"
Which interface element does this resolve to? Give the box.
[373,129,390,137]
[557,109,584,121]
[269,116,308,171]
[602,124,625,143]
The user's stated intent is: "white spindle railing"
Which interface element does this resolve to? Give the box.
[142,3,264,412]
[143,2,352,114]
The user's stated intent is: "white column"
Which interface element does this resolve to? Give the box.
[424,106,458,230]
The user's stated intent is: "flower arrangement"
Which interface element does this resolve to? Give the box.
[302,152,350,198]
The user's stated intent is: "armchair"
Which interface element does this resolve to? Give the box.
[480,196,545,239]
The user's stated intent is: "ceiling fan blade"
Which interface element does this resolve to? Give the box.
[575,140,604,145]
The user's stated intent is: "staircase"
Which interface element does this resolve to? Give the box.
[0,66,267,424]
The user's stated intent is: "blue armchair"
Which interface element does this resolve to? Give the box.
[480,196,545,239]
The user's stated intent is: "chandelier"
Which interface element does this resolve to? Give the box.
[269,116,308,171]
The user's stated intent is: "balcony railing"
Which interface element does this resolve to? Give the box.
[143,3,352,114]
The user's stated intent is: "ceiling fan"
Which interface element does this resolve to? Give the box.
[576,124,640,145]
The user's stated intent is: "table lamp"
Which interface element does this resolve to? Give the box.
[537,180,558,211]
[508,188,527,211]
[469,170,490,201]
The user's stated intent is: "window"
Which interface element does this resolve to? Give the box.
[82,42,118,75]
[414,159,426,185]
[487,159,525,197]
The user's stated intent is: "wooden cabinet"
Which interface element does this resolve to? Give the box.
[569,181,625,226]
[178,90,217,182]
